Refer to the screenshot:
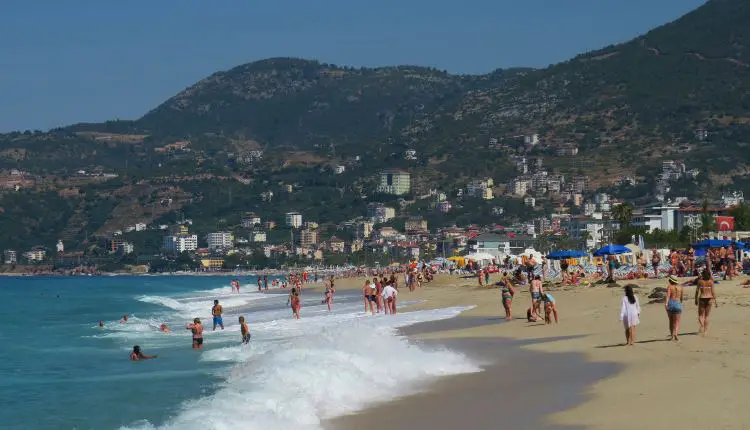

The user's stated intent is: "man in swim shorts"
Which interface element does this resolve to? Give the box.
[211,300,224,331]
[239,316,251,344]
[186,318,204,349]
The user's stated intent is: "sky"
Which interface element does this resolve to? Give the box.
[0,0,706,132]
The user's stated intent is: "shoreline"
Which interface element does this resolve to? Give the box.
[319,273,750,430]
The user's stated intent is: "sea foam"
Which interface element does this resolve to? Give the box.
[122,305,480,430]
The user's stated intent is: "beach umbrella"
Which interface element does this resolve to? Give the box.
[593,244,631,256]
[692,239,731,249]
[547,250,587,260]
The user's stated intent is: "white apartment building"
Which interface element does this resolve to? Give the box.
[285,212,303,228]
[367,203,395,223]
[511,178,531,196]
[207,232,234,250]
[250,231,267,243]
[163,226,198,254]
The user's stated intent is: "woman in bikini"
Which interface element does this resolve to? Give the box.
[500,277,516,321]
[694,269,718,335]
[287,287,301,319]
[665,275,683,341]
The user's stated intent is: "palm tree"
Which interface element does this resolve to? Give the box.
[612,203,634,227]
[580,230,592,250]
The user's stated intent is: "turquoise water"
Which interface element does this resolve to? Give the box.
[0,276,479,430]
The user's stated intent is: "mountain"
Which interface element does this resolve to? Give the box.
[1,0,750,254]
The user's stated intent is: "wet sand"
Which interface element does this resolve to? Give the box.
[320,273,750,430]
[327,316,619,430]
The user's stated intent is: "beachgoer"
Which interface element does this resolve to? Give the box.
[239,316,251,344]
[264,275,269,290]
[235,280,241,294]
[382,283,398,315]
[98,320,104,328]
[186,318,203,349]
[323,283,334,311]
[375,278,384,313]
[529,275,544,321]
[362,280,376,315]
[541,293,558,324]
[159,323,170,333]
[665,275,683,341]
[501,278,516,321]
[695,269,718,335]
[211,300,224,331]
[620,285,641,346]
[130,345,157,361]
[526,255,537,280]
[287,287,301,319]
[120,315,128,324]
[651,251,661,278]
[257,278,263,292]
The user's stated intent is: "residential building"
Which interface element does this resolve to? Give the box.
[556,145,579,156]
[524,196,536,207]
[241,213,262,228]
[299,229,319,247]
[135,222,147,232]
[405,149,417,160]
[303,221,319,230]
[264,221,276,230]
[524,134,540,146]
[200,258,225,270]
[207,232,234,250]
[3,249,17,264]
[163,225,198,254]
[722,191,744,208]
[347,240,364,253]
[367,203,396,223]
[511,178,531,196]
[375,227,401,241]
[334,165,346,174]
[250,231,267,243]
[261,191,274,202]
[117,242,134,255]
[285,212,303,228]
[356,221,374,240]
[467,179,494,200]
[25,248,46,262]
[328,236,345,253]
[56,239,64,254]
[405,217,428,234]
[566,215,619,249]
[377,169,411,195]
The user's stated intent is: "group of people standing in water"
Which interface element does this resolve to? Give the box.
[362,275,399,315]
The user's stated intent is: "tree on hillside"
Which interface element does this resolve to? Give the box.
[729,202,750,231]
[612,203,634,227]
[700,199,714,234]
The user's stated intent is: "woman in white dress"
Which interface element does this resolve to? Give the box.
[620,285,641,346]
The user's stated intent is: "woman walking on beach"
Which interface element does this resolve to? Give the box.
[695,269,718,335]
[620,285,641,346]
[665,275,683,341]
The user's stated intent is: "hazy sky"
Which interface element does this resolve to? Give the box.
[0,0,705,132]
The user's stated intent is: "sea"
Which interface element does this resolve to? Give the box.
[0,276,480,430]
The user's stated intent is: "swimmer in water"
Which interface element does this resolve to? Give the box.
[185,318,204,349]
[159,323,170,333]
[98,320,104,328]
[211,300,224,331]
[130,345,157,361]
[239,316,251,344]
[120,315,128,324]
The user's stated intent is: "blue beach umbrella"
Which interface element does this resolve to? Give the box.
[593,244,631,256]
[547,250,588,260]
[692,239,731,249]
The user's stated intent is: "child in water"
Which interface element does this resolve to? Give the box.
[239,316,251,344]
[130,345,157,361]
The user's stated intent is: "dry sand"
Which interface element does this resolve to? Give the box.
[321,274,750,430]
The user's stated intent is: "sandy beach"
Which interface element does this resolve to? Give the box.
[320,273,750,430]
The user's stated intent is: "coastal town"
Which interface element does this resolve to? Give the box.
[2,159,748,274]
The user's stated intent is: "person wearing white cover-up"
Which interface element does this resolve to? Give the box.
[620,285,641,346]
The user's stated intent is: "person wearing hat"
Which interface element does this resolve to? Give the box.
[665,275,684,341]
